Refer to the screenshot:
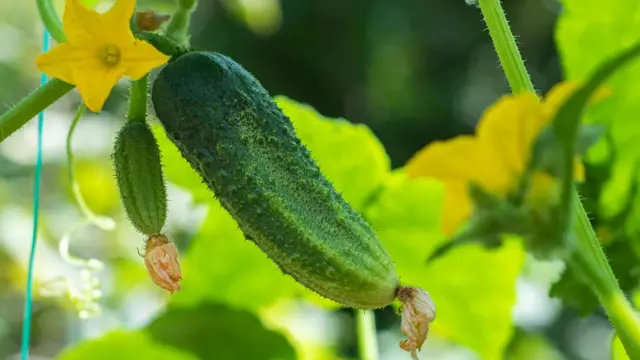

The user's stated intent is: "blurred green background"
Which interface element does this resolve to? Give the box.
[1,0,640,360]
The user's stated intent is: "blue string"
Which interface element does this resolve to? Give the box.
[20,29,50,360]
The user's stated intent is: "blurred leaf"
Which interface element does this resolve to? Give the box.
[147,303,297,360]
[576,125,606,156]
[152,122,212,204]
[275,96,390,210]
[168,202,331,310]
[551,239,640,315]
[56,304,297,360]
[535,41,640,241]
[364,171,526,360]
[550,137,640,313]
[73,159,120,214]
[507,331,565,360]
[556,0,640,220]
[56,331,198,360]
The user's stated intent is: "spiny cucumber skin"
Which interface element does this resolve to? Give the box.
[152,51,399,309]
[113,122,168,235]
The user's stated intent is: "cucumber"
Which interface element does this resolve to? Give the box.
[113,121,167,236]
[151,51,399,308]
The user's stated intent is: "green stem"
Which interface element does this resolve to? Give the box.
[127,76,148,123]
[136,32,189,58]
[477,0,535,94]
[36,0,66,44]
[476,0,640,357]
[0,79,74,143]
[356,310,379,360]
[570,194,640,357]
[66,104,116,231]
[166,0,198,45]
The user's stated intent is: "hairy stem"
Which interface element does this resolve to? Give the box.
[569,193,640,356]
[477,0,640,357]
[356,310,379,360]
[166,0,198,45]
[477,0,535,94]
[127,76,148,123]
[0,79,74,143]
[66,104,116,231]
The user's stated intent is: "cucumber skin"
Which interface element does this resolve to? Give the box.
[113,122,167,235]
[152,51,399,309]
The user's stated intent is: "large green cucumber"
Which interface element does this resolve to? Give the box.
[151,51,399,308]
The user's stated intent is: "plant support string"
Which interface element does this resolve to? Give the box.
[21,29,50,360]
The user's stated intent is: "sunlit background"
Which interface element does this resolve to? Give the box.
[0,0,636,359]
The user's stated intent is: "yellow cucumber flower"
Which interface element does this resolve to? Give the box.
[35,0,169,112]
[407,82,607,236]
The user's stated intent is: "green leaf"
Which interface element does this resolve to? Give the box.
[550,140,640,314]
[577,124,606,156]
[167,201,334,310]
[147,303,297,360]
[55,304,297,360]
[536,40,640,239]
[364,171,526,360]
[551,236,640,315]
[275,96,390,209]
[56,331,198,360]
[152,123,212,204]
[556,0,640,229]
[508,331,564,360]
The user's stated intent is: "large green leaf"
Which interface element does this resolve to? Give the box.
[56,304,296,360]
[56,331,197,360]
[363,172,525,360]
[168,201,333,310]
[147,303,297,360]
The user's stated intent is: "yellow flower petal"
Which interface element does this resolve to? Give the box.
[63,0,103,44]
[101,0,136,44]
[407,135,513,195]
[442,181,473,235]
[35,42,92,84]
[573,157,585,182]
[543,81,612,116]
[73,63,126,112]
[476,93,543,176]
[542,81,580,112]
[407,136,478,180]
[121,40,170,80]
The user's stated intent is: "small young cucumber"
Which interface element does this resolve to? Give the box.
[113,121,168,236]
[151,51,400,309]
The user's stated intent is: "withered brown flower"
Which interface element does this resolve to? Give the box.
[143,234,182,293]
[135,10,171,32]
[397,286,436,360]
